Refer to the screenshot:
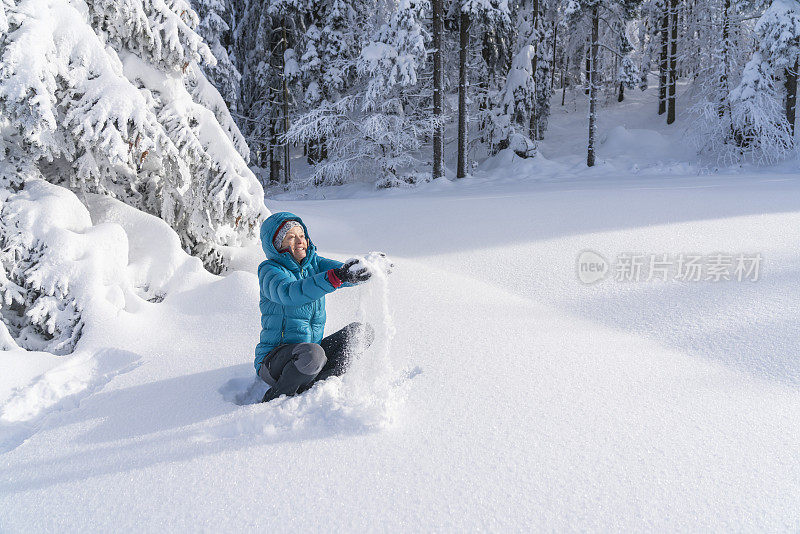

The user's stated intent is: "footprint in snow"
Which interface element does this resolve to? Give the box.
[0,348,141,454]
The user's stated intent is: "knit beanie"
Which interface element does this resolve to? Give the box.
[273,220,302,251]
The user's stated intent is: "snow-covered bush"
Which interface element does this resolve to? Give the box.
[0,161,224,354]
[0,167,112,354]
[375,170,432,189]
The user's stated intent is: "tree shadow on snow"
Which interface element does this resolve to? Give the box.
[562,267,800,386]
[289,174,800,259]
[0,363,412,496]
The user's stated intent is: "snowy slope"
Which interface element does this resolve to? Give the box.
[2,85,800,531]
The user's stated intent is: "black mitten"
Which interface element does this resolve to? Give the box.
[334,258,372,284]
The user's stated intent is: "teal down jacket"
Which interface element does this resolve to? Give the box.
[254,212,346,371]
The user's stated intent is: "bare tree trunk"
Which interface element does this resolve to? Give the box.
[479,72,489,144]
[667,0,678,125]
[269,118,280,182]
[281,21,291,184]
[585,40,591,95]
[618,82,624,102]
[432,0,445,179]
[561,54,568,106]
[786,58,799,135]
[718,0,731,118]
[457,11,470,179]
[268,22,282,183]
[550,20,558,95]
[613,28,619,89]
[259,142,267,169]
[529,0,540,138]
[588,6,598,167]
[658,5,668,115]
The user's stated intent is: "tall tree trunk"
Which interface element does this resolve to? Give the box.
[259,142,267,169]
[667,0,678,124]
[529,0,540,138]
[613,27,619,89]
[587,6,598,167]
[479,72,489,144]
[658,4,668,115]
[269,118,280,182]
[457,11,470,179]
[618,82,624,102]
[432,0,444,179]
[718,0,731,118]
[281,21,291,184]
[585,40,591,95]
[786,58,799,135]
[561,54,568,106]
[268,22,282,183]
[550,20,558,94]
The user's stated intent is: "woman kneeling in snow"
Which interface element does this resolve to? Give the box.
[255,212,385,403]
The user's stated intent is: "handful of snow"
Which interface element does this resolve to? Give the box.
[345,251,394,280]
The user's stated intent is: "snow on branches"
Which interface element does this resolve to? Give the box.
[486,44,537,157]
[0,0,267,352]
[287,0,433,185]
[0,0,266,274]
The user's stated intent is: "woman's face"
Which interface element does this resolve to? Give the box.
[281,225,307,263]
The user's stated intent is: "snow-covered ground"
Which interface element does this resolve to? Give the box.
[2,83,800,531]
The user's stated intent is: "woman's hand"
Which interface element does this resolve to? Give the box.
[335,258,372,284]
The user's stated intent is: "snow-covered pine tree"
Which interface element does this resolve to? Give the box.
[230,1,274,171]
[563,0,601,165]
[299,0,366,171]
[269,0,308,184]
[191,0,242,116]
[459,0,509,156]
[636,0,661,90]
[300,23,326,163]
[472,0,529,156]
[0,0,266,270]
[486,44,537,156]
[749,0,800,133]
[187,0,252,164]
[728,49,795,163]
[288,0,431,187]
[688,0,746,160]
[690,0,795,163]
[458,0,511,176]
[564,0,641,165]
[530,0,556,141]
[614,0,641,102]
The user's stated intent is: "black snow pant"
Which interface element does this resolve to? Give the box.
[259,322,375,403]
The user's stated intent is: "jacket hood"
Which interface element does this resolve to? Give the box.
[260,211,317,270]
